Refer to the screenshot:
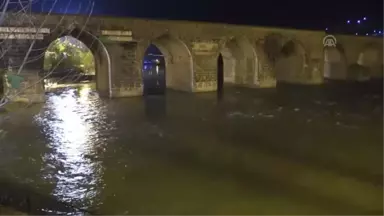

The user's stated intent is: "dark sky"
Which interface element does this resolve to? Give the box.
[30,0,384,31]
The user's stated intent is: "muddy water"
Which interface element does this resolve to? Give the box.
[0,82,382,215]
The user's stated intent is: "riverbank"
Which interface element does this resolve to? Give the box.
[0,206,27,216]
[0,103,30,149]
[0,102,33,116]
[0,102,43,132]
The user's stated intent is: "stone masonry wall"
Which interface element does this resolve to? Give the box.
[4,12,383,99]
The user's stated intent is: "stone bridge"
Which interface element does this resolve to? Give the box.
[1,12,383,102]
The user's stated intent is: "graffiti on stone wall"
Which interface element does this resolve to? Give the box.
[194,73,217,89]
[191,40,219,55]
[114,81,143,91]
[195,74,217,83]
[119,42,143,88]
[100,30,133,42]
[193,53,218,88]
[194,81,217,89]
[0,24,49,40]
[4,39,45,71]
[121,43,137,74]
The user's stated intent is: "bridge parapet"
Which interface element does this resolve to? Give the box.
[1,12,382,102]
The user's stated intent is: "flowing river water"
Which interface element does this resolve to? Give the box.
[0,82,382,215]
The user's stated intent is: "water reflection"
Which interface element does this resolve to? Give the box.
[144,95,167,121]
[34,84,106,209]
[0,82,382,215]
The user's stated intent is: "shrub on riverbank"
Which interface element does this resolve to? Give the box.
[0,206,27,215]
[0,102,31,113]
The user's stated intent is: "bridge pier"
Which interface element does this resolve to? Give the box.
[193,53,218,92]
[104,42,144,97]
[192,38,262,92]
[1,35,46,104]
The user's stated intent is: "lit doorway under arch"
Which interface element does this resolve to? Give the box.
[142,44,166,95]
[43,36,96,90]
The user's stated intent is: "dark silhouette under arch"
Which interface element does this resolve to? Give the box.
[217,54,224,96]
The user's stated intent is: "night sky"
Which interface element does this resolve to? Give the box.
[29,0,384,32]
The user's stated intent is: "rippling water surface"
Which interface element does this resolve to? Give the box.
[0,83,382,215]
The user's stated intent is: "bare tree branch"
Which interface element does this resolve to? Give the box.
[0,0,97,111]
[0,0,10,25]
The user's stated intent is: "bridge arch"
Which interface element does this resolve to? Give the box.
[217,37,258,87]
[356,43,383,79]
[43,28,111,97]
[324,44,348,80]
[143,34,193,92]
[275,39,308,83]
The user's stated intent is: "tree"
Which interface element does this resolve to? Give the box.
[0,2,102,214]
[0,0,96,110]
[43,36,95,75]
